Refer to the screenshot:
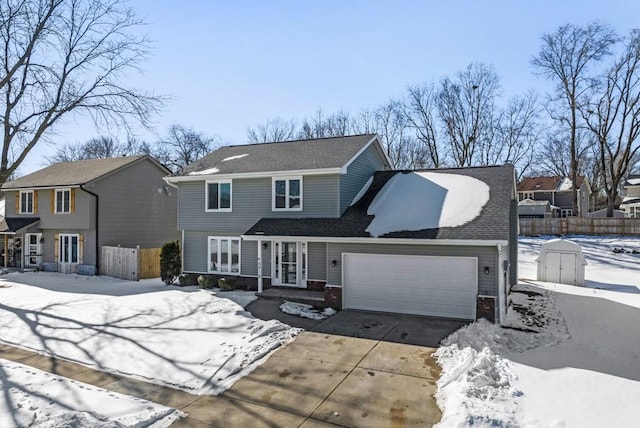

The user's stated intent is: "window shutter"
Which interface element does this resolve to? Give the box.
[15,192,19,213]
[51,190,55,213]
[78,234,84,264]
[70,188,75,213]
[33,191,38,214]
[54,233,59,261]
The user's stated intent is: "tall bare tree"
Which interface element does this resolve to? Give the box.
[436,63,500,167]
[532,22,618,216]
[403,84,442,167]
[246,117,296,144]
[47,135,152,163]
[0,0,163,185]
[155,124,216,172]
[582,30,640,216]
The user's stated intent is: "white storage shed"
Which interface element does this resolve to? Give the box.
[536,239,587,286]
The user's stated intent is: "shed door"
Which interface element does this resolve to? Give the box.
[343,253,478,320]
[546,252,577,285]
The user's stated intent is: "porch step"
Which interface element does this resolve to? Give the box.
[256,288,328,308]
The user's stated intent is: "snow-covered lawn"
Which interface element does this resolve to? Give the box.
[436,236,640,427]
[0,273,299,395]
[0,358,182,427]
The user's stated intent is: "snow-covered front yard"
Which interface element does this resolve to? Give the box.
[436,236,640,427]
[0,273,299,396]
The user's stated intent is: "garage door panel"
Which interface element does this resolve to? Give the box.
[343,253,477,319]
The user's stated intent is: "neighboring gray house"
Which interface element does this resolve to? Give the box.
[517,175,591,217]
[166,134,518,323]
[620,175,640,218]
[0,156,178,274]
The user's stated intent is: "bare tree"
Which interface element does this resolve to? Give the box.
[436,63,500,167]
[155,124,216,172]
[47,135,152,163]
[246,117,297,144]
[532,22,618,216]
[582,30,640,216]
[0,0,164,185]
[403,84,442,168]
[297,109,356,139]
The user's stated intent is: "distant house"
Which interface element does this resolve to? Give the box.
[517,176,591,218]
[165,134,518,323]
[620,175,640,218]
[0,156,178,274]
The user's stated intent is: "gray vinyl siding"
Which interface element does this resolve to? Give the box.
[241,240,257,276]
[178,174,340,233]
[91,158,178,248]
[327,242,499,296]
[308,241,327,281]
[509,198,518,285]
[5,188,93,230]
[339,143,387,214]
[41,229,97,266]
[183,231,209,273]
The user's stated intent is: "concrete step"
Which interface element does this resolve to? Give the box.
[256,287,328,307]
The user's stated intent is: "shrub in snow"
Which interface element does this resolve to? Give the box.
[217,277,236,291]
[160,241,181,285]
[178,273,199,286]
[198,275,216,289]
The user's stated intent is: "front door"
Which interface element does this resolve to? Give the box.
[59,234,79,273]
[24,233,42,268]
[272,241,307,287]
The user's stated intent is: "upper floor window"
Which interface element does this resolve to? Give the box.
[206,180,232,212]
[273,177,302,211]
[561,208,573,218]
[19,191,34,214]
[520,191,534,200]
[55,189,71,214]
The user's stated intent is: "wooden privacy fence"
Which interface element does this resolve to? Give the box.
[519,217,640,236]
[100,246,162,281]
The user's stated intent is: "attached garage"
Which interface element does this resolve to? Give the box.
[342,253,478,320]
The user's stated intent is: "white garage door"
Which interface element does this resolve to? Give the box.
[343,253,478,319]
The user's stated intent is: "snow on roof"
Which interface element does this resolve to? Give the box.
[188,167,220,175]
[519,198,549,206]
[557,177,573,191]
[365,171,490,237]
[627,178,640,185]
[222,153,248,162]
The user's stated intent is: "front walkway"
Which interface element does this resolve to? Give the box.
[1,331,442,427]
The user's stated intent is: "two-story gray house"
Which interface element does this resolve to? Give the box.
[166,134,518,323]
[0,155,178,274]
[517,175,591,218]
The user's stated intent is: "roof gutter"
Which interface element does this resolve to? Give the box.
[240,235,508,247]
[80,184,99,274]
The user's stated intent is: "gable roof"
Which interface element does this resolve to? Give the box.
[174,134,381,178]
[624,174,640,187]
[245,165,515,242]
[2,156,165,190]
[517,175,586,192]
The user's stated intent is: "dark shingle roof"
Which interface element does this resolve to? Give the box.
[2,156,148,189]
[0,217,40,233]
[245,165,515,241]
[178,134,377,176]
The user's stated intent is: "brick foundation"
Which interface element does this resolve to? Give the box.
[306,280,326,291]
[324,286,342,310]
[476,296,496,323]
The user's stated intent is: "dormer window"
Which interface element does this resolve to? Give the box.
[272,177,302,211]
[19,190,35,214]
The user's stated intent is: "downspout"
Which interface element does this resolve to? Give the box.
[80,184,99,274]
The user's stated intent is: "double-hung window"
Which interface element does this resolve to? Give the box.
[208,237,240,274]
[55,189,71,213]
[206,181,232,212]
[273,177,302,211]
[19,191,34,214]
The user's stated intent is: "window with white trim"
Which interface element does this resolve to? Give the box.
[561,208,573,218]
[629,206,640,218]
[55,189,71,213]
[520,191,534,200]
[208,237,240,274]
[59,234,79,264]
[273,177,302,211]
[19,191,34,214]
[206,181,232,212]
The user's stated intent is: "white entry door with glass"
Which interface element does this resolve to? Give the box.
[58,234,80,272]
[272,241,307,287]
[24,233,42,268]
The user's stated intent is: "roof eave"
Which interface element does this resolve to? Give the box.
[166,167,343,183]
[241,234,508,246]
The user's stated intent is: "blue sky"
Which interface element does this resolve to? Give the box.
[23,0,640,174]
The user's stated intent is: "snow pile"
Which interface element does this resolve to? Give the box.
[0,359,183,427]
[188,167,219,175]
[435,345,520,428]
[0,273,300,395]
[222,153,248,162]
[280,301,336,320]
[556,177,573,191]
[366,171,490,237]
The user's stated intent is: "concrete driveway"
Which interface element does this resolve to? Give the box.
[174,300,468,427]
